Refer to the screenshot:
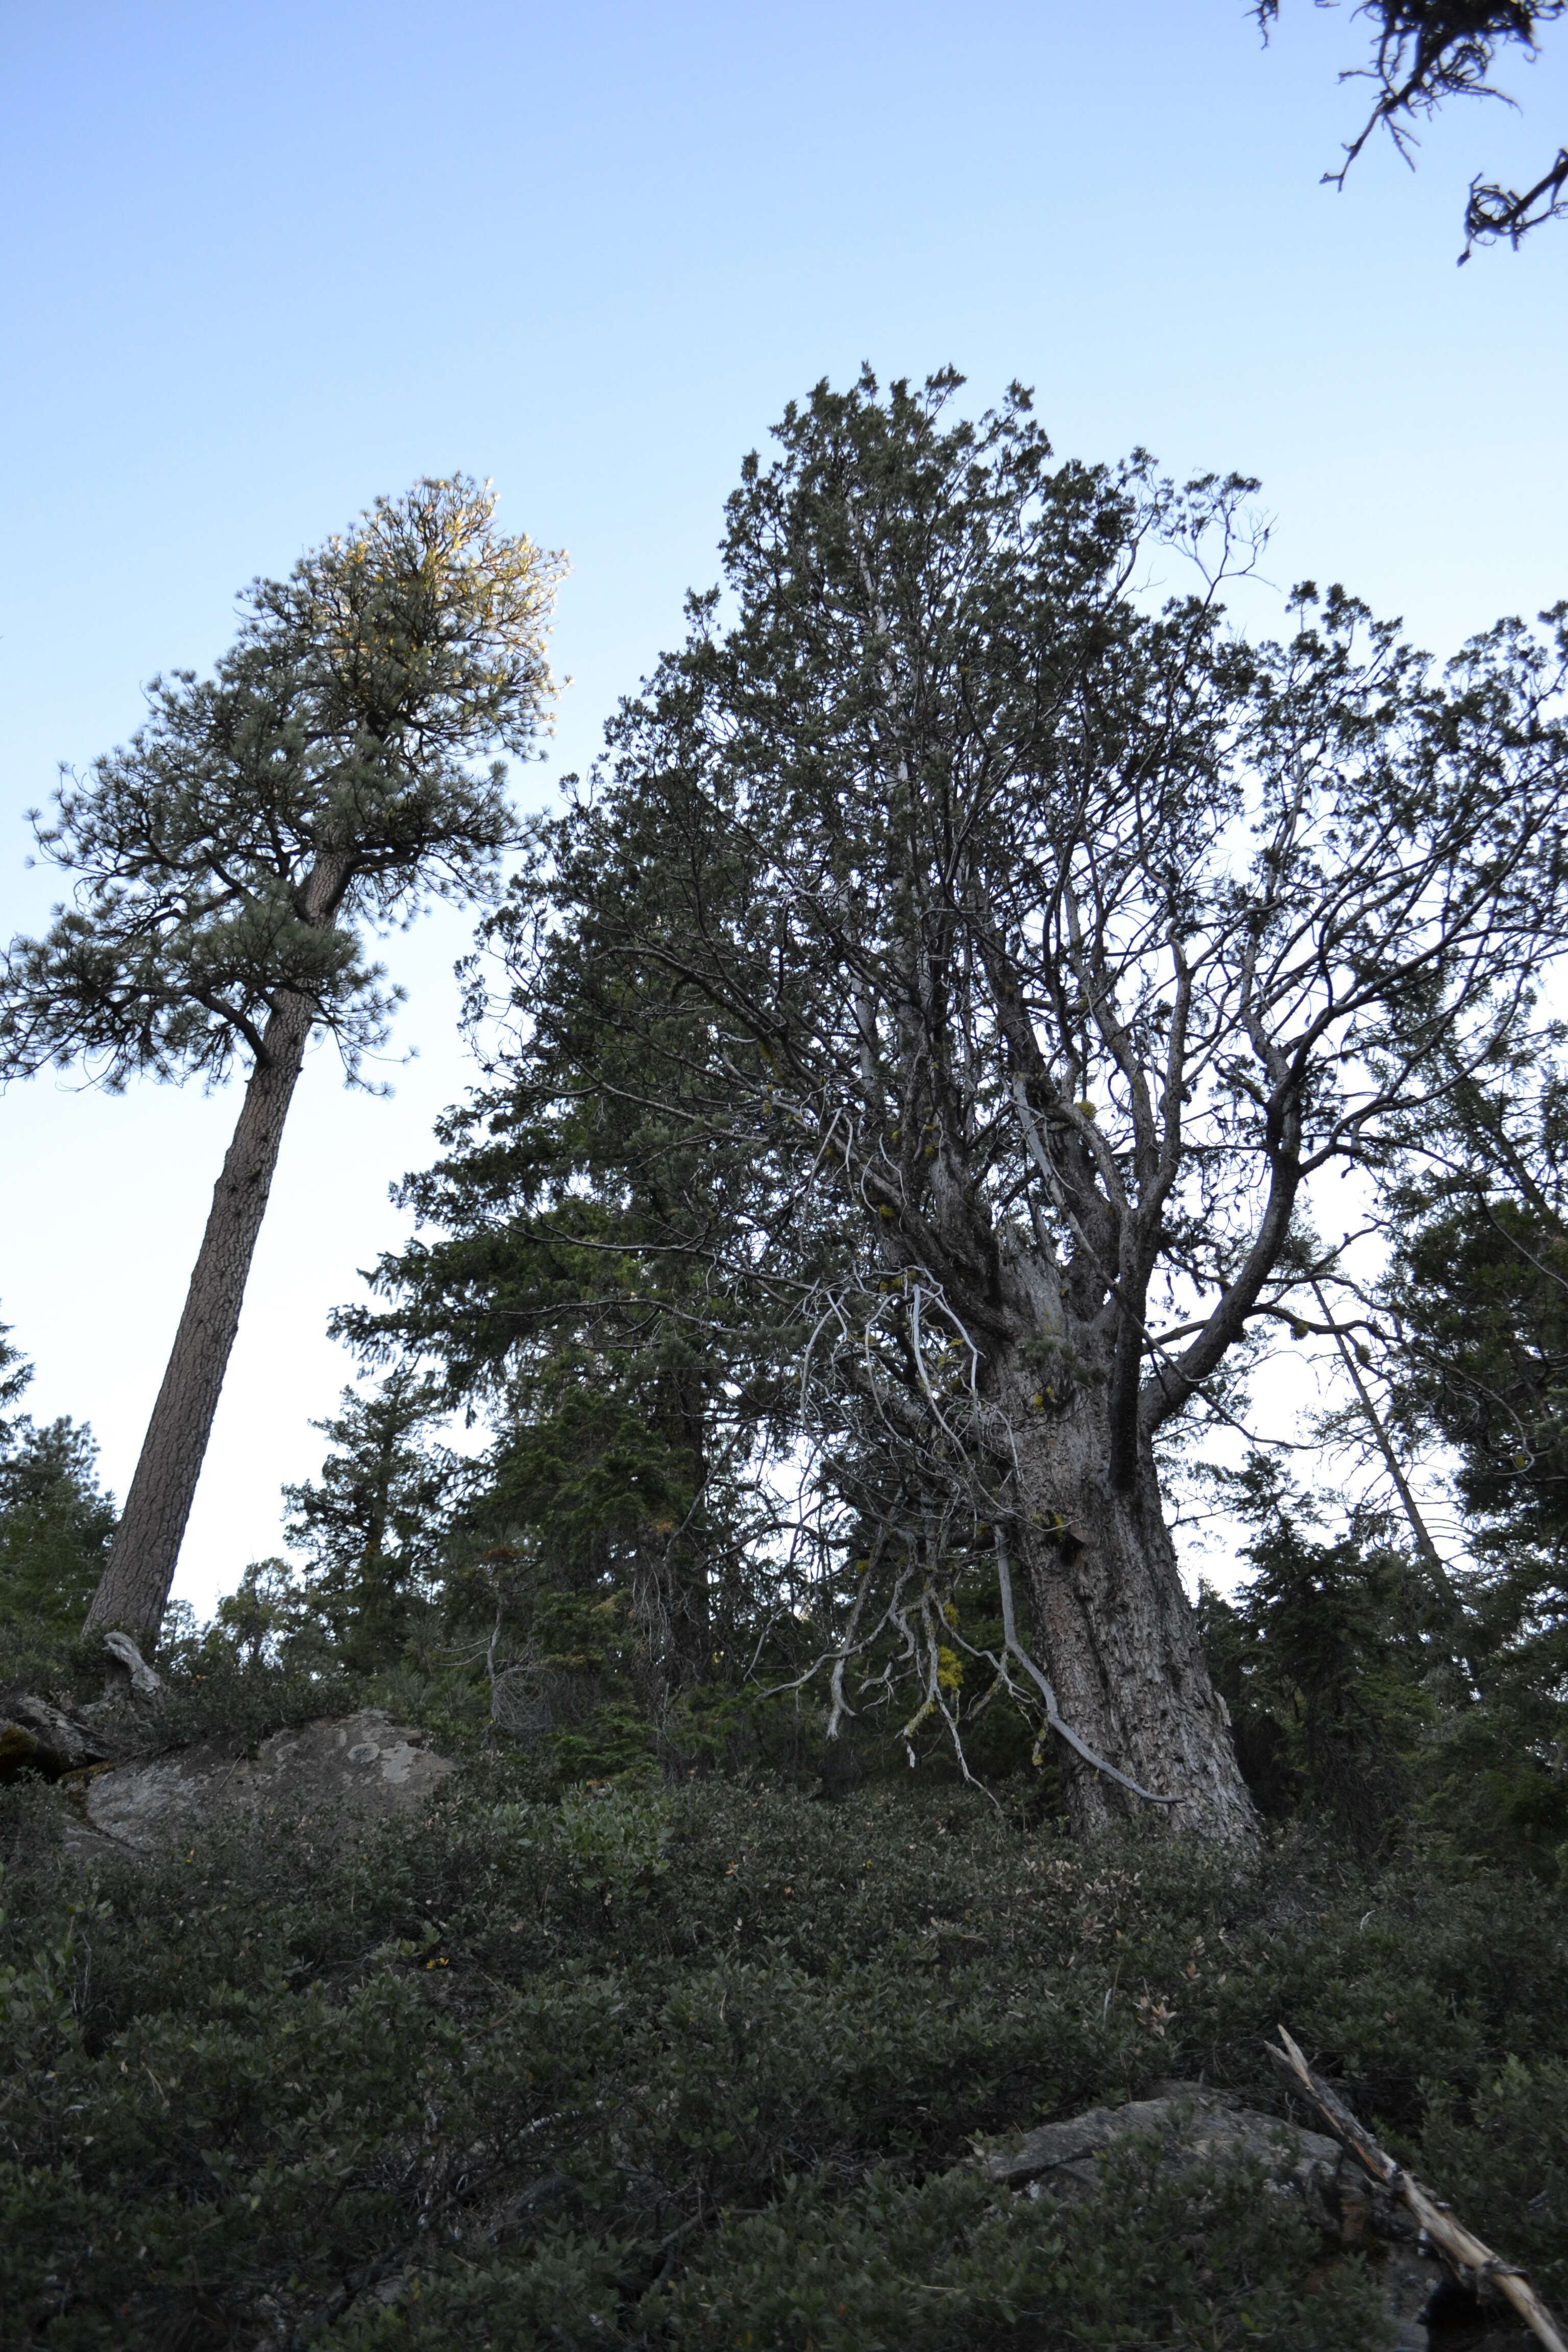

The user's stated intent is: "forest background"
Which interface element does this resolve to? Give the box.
[6,10,1568,2348]
[2,0,1566,1623]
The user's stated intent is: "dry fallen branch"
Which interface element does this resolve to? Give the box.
[1269,2024,1567,2352]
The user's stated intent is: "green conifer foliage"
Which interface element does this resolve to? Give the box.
[1,480,563,1646]
[336,901,789,1761]
[1199,1462,1441,1852]
[0,1417,117,1647]
[389,370,1568,1836]
[1376,1060,1568,1863]
[281,1370,459,1674]
[0,1314,116,1651]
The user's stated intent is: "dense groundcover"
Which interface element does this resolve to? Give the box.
[4,1701,1567,2352]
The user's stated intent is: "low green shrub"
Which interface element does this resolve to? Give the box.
[2,1754,1564,2348]
[645,2141,1387,2352]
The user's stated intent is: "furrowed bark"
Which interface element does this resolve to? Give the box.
[84,992,314,1646]
[1003,1356,1259,1846]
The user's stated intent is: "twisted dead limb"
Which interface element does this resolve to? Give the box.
[992,1528,1178,1806]
[1268,2025,1567,2352]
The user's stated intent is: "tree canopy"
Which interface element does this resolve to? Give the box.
[351,371,1568,1835]
[0,477,563,1646]
[1,477,562,1093]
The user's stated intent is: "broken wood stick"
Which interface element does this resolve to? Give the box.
[1268,2024,1567,2352]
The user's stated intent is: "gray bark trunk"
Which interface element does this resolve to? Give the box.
[1003,1365,1258,1847]
[84,993,314,1645]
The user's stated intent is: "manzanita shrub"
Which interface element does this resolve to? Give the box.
[4,1729,1567,2349]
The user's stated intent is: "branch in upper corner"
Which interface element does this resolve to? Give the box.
[1251,3,1568,254]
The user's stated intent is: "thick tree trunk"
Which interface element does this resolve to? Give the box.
[84,995,314,1646]
[1004,1369,1258,1847]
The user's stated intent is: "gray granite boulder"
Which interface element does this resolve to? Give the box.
[56,1708,456,1861]
[975,2081,1343,2200]
[973,2082,1452,2350]
[1,1694,117,1780]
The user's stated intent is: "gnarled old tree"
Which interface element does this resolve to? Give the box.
[0,479,562,1647]
[487,371,1568,1842]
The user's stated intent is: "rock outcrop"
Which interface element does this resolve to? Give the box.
[54,1708,456,1862]
[973,2082,1480,2351]
[0,1693,118,1780]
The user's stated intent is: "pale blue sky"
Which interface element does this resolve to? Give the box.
[3,1,1565,1611]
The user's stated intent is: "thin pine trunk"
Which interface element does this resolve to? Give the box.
[84,993,314,1645]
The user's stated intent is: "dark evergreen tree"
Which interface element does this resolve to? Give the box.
[280,1369,459,1673]
[0,1419,118,1646]
[1375,1051,1568,1855]
[0,1316,31,1442]
[206,1555,326,1673]
[0,1317,116,1646]
[1199,1461,1442,1852]
[1386,1055,1568,1560]
[337,917,794,1751]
